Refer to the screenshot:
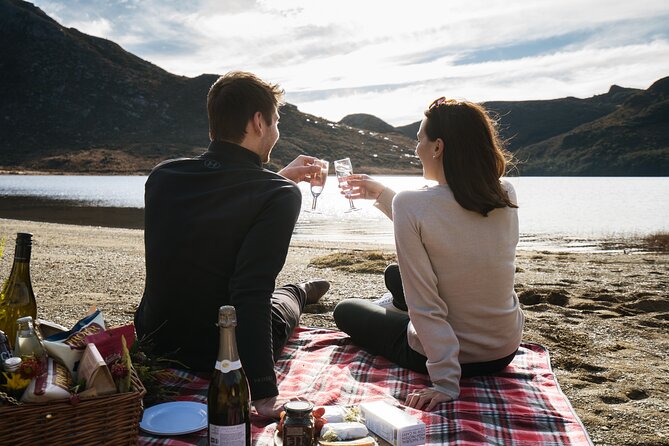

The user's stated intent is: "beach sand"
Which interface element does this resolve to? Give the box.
[1,218,667,446]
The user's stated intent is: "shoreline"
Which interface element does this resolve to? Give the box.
[0,195,661,254]
[0,218,667,445]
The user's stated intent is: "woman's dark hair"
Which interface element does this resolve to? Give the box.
[207,71,284,143]
[424,98,518,216]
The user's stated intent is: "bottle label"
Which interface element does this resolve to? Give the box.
[215,359,242,373]
[209,423,246,446]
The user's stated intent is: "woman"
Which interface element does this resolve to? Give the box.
[333,97,524,411]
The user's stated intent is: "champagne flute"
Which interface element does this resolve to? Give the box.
[334,158,360,212]
[309,159,329,212]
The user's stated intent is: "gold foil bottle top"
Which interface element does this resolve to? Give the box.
[218,305,237,327]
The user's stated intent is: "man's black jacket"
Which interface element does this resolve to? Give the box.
[134,141,301,400]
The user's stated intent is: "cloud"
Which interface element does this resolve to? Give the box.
[30,0,669,125]
[288,39,669,125]
[67,17,113,38]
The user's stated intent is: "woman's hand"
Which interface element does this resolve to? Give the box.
[344,174,386,200]
[405,387,453,411]
[278,155,320,183]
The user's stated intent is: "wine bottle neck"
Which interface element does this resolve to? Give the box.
[13,243,31,263]
[215,325,241,372]
[8,260,30,279]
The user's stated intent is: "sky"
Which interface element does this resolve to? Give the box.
[33,0,669,126]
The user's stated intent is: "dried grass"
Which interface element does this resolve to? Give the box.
[309,250,397,274]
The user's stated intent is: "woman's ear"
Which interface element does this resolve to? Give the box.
[434,138,445,159]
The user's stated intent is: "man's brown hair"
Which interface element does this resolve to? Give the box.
[207,71,284,143]
[424,98,517,217]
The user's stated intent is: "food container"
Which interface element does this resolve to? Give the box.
[283,401,315,445]
[360,401,425,446]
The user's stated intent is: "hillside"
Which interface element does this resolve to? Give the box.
[0,0,419,174]
[1,0,666,176]
[346,80,667,176]
[340,114,398,134]
[512,78,669,175]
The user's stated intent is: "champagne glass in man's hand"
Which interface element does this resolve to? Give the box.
[309,159,329,212]
[334,158,360,212]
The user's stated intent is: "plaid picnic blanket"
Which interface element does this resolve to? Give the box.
[139,326,592,446]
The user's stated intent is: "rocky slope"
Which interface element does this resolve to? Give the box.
[0,0,419,174]
[2,0,667,175]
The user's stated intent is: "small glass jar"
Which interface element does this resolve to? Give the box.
[4,356,22,373]
[14,316,46,358]
[3,356,27,399]
[282,401,314,446]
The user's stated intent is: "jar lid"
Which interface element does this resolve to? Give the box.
[4,356,22,372]
[284,401,314,414]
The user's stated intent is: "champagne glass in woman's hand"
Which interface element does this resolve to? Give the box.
[309,159,329,212]
[334,158,360,212]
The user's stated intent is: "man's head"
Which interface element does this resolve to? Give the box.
[207,71,284,162]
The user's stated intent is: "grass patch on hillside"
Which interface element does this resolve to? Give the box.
[309,251,397,274]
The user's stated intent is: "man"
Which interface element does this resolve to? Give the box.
[134,71,330,417]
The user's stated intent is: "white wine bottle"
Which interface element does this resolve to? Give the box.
[0,233,37,349]
[208,305,251,446]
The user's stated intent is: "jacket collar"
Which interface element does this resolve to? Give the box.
[204,140,262,168]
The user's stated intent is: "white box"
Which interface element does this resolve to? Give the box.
[360,401,426,446]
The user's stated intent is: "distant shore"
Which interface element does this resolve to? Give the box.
[0,169,151,176]
[0,195,144,229]
[0,165,422,176]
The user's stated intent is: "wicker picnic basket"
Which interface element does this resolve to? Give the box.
[0,367,146,446]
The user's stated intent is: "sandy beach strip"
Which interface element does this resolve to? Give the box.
[0,217,667,446]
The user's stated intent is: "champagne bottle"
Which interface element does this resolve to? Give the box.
[208,305,251,446]
[0,233,37,349]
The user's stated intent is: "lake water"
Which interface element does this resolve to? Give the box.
[1,175,667,251]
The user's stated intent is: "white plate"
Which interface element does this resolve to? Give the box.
[140,401,208,436]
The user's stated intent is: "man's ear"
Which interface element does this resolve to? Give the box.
[250,111,264,135]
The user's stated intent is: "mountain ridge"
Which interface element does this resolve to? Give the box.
[0,0,420,174]
[344,78,667,175]
[1,0,667,176]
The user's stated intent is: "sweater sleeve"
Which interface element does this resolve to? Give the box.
[393,192,462,399]
[373,187,395,220]
[229,182,302,401]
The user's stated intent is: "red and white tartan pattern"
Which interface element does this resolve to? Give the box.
[139,327,592,446]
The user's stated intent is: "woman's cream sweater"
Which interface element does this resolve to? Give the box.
[374,181,524,398]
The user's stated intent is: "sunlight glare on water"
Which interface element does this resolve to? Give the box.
[0,175,667,251]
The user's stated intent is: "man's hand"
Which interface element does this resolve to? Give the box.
[253,395,305,418]
[405,386,453,411]
[344,174,387,200]
[278,155,320,183]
